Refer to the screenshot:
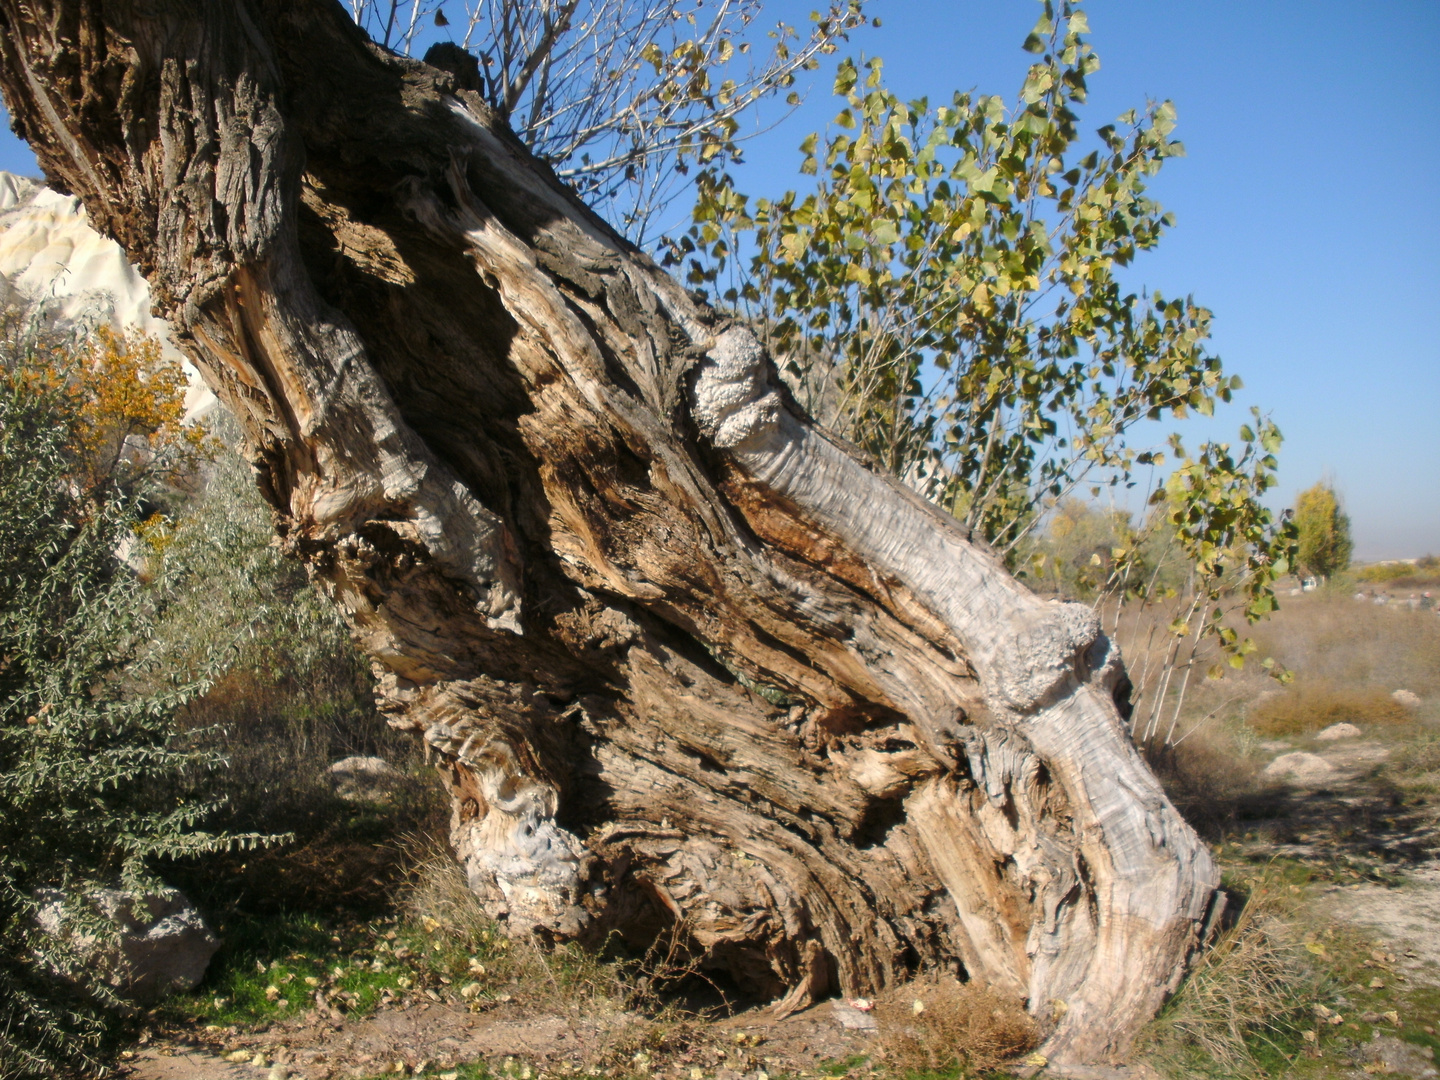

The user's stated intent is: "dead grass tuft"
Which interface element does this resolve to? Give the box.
[1394,732,1440,795]
[401,839,639,1018]
[873,975,1039,1074]
[1140,873,1317,1071]
[1248,681,1412,736]
[400,838,494,944]
[398,838,713,1071]
[1144,724,1263,835]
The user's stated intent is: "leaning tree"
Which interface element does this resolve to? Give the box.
[0,0,1220,1063]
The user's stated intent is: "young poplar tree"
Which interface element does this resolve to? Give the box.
[1293,482,1352,582]
[668,1,1296,723]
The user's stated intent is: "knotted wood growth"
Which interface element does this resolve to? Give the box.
[0,0,1220,1063]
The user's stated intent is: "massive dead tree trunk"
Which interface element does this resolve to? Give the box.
[0,0,1220,1063]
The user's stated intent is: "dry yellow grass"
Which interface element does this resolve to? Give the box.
[1142,724,1263,833]
[1139,873,1316,1071]
[401,839,640,1017]
[1250,597,1440,700]
[1108,593,1436,746]
[1248,681,1412,736]
[873,975,1039,1074]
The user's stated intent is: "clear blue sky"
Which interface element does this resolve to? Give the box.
[1,1,1435,558]
[725,1,1440,561]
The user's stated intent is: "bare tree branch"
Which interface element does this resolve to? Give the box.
[350,0,866,242]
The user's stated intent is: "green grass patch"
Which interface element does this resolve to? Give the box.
[157,871,645,1033]
[817,1054,873,1076]
[156,910,496,1027]
[159,911,382,1025]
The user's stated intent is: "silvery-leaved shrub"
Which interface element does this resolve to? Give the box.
[0,311,244,1079]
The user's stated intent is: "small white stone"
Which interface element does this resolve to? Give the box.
[1315,722,1362,741]
[831,999,877,1030]
[1263,752,1337,784]
[327,756,402,801]
[1392,689,1422,709]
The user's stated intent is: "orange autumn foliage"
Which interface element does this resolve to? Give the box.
[73,324,216,494]
[1,314,215,499]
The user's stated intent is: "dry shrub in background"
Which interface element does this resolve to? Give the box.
[1395,733,1440,792]
[1250,598,1440,702]
[1140,874,1316,1072]
[152,418,424,817]
[1143,723,1263,835]
[144,416,442,914]
[1248,682,1411,737]
[874,975,1039,1074]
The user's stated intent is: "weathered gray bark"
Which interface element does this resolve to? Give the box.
[0,0,1220,1063]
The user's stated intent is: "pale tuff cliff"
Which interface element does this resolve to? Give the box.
[0,171,211,417]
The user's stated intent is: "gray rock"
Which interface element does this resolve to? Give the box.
[1361,1033,1437,1077]
[327,755,403,801]
[1315,722,1363,741]
[830,998,877,1031]
[35,885,219,1001]
[1263,751,1337,784]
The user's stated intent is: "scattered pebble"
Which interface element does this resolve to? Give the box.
[830,999,877,1031]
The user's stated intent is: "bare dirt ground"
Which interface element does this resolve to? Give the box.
[1238,735,1440,867]
[1244,732,1440,970]
[122,725,1440,1080]
[1278,737,1440,986]
[1320,863,1440,982]
[126,997,877,1080]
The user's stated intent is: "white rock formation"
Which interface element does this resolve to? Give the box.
[0,171,212,418]
[1315,722,1363,741]
[35,885,220,1001]
[1392,689,1422,709]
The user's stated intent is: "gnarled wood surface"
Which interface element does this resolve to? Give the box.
[0,0,1220,1063]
